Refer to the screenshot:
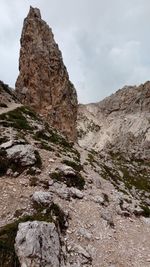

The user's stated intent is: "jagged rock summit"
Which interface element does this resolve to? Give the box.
[15,6,78,141]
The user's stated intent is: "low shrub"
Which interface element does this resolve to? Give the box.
[0,108,32,130]
[62,159,83,172]
[50,170,85,190]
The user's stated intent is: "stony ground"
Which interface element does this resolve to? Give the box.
[0,104,150,267]
[1,146,150,266]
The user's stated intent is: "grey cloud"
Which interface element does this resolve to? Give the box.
[0,0,150,103]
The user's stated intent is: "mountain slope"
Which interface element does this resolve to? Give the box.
[0,98,150,267]
[0,81,17,108]
[78,81,150,160]
[0,6,150,267]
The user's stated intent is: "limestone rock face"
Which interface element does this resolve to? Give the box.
[15,6,78,141]
[6,144,37,166]
[15,221,61,267]
[32,191,53,206]
[78,81,150,160]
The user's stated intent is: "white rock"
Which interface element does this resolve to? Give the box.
[15,221,61,267]
[32,191,53,206]
[92,195,104,204]
[69,187,84,199]
[0,140,13,149]
[78,228,92,239]
[101,210,114,227]
[73,244,91,259]
[7,144,36,166]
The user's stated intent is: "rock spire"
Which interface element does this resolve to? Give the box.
[15,6,78,141]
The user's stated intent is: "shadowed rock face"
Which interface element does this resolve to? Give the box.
[15,6,78,141]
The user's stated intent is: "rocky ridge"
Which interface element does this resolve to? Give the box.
[0,81,17,108]
[15,7,78,141]
[78,81,150,158]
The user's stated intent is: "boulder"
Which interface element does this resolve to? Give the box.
[7,144,36,166]
[32,191,53,206]
[15,221,61,267]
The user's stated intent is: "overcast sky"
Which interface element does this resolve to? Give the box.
[0,0,150,103]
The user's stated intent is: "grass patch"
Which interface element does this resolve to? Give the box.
[19,106,38,120]
[0,148,42,177]
[34,150,42,169]
[87,152,99,168]
[0,103,8,108]
[0,222,20,267]
[34,128,73,150]
[50,170,85,190]
[62,159,83,172]
[140,205,150,217]
[0,149,9,176]
[118,164,150,193]
[29,176,39,186]
[0,202,67,266]
[0,107,32,130]
[101,151,150,197]
[0,136,8,145]
[40,142,54,152]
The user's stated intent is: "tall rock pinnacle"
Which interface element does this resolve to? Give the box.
[15,6,78,141]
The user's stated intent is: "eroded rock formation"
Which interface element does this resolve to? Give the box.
[78,81,150,159]
[15,6,77,141]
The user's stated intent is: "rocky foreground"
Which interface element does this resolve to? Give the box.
[0,6,150,267]
[0,80,150,267]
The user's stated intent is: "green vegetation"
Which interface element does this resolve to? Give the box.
[31,202,68,232]
[50,170,85,190]
[102,193,109,204]
[0,106,40,131]
[0,149,9,176]
[49,203,67,231]
[87,152,100,168]
[77,128,86,139]
[34,130,51,142]
[140,204,150,217]
[0,221,20,267]
[120,167,150,192]
[34,150,42,168]
[0,107,32,130]
[0,103,7,108]
[41,180,49,190]
[34,128,73,151]
[0,202,67,266]
[40,142,54,152]
[101,151,150,197]
[77,120,100,138]
[0,148,42,177]
[62,159,83,172]
[0,137,8,145]
[19,106,38,120]
[29,176,39,186]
